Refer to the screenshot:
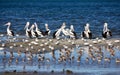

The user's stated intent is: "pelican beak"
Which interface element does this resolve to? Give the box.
[34,22,37,27]
[45,23,48,27]
[24,22,29,29]
[4,22,11,26]
[34,22,37,25]
[24,26,27,30]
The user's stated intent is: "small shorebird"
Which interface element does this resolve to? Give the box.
[104,57,111,63]
[116,58,120,63]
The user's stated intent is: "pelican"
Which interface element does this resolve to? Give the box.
[30,24,39,38]
[53,23,64,39]
[34,22,44,37]
[24,22,32,38]
[102,23,112,38]
[82,23,92,39]
[56,22,74,37]
[5,22,14,36]
[61,22,70,37]
[70,25,77,39]
[60,22,76,39]
[53,30,59,39]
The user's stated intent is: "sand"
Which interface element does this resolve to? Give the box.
[0,37,120,75]
[0,38,120,53]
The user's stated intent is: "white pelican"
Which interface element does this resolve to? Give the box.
[82,23,92,39]
[53,28,62,39]
[70,25,77,39]
[60,22,71,38]
[24,22,32,38]
[61,22,70,36]
[53,22,66,39]
[5,22,14,36]
[61,23,77,39]
[30,24,38,38]
[34,22,44,37]
[102,23,112,38]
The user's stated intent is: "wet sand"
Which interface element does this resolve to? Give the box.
[0,38,120,53]
[0,37,120,75]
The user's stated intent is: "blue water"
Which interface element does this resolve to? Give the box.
[0,46,120,74]
[0,1,120,37]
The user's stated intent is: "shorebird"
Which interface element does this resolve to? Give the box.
[77,55,81,62]
[5,22,14,37]
[15,58,19,64]
[102,23,112,38]
[116,58,120,63]
[38,55,42,62]
[86,57,89,63]
[82,23,92,39]
[104,57,111,63]
[3,51,6,57]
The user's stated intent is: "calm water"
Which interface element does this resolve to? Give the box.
[0,1,120,37]
[0,46,120,75]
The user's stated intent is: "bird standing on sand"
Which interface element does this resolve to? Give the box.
[34,22,44,37]
[70,25,77,39]
[53,23,77,39]
[102,23,112,38]
[41,23,51,36]
[53,23,65,39]
[30,24,38,38]
[5,22,14,37]
[82,23,92,39]
[24,22,32,38]
[53,28,62,39]
[61,22,71,37]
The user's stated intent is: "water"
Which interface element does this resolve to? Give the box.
[0,1,120,38]
[0,46,120,75]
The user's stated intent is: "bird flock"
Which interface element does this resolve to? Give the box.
[4,22,112,39]
[0,44,120,72]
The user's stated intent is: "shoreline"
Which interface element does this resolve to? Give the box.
[1,69,120,75]
[0,37,120,53]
